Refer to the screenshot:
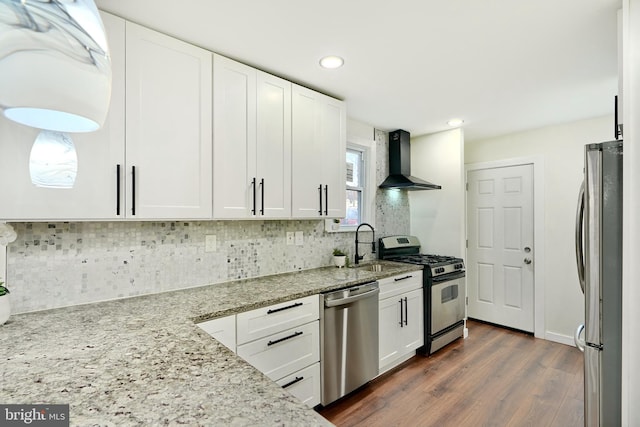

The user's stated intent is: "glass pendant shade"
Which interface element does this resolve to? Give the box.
[29,130,78,189]
[0,0,111,132]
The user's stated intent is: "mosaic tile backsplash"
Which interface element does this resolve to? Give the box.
[6,129,410,314]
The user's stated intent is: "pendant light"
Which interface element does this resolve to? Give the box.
[0,0,112,133]
[29,130,78,189]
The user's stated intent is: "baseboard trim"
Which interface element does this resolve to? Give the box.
[545,331,575,347]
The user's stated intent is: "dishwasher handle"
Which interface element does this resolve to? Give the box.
[324,287,379,308]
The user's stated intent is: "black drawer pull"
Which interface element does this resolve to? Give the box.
[394,275,413,282]
[268,331,303,347]
[404,296,408,326]
[282,376,304,389]
[267,302,303,314]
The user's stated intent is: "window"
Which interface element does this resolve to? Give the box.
[342,148,363,226]
[326,138,376,232]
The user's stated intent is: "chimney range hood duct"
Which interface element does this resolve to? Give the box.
[379,129,442,190]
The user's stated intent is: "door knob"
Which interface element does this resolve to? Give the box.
[524,258,532,265]
[524,246,531,253]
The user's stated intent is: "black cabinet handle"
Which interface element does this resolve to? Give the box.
[318,184,323,215]
[324,185,328,215]
[251,177,257,215]
[394,275,413,282]
[116,164,121,216]
[267,302,303,314]
[404,296,408,326]
[267,331,303,346]
[131,166,136,216]
[260,178,264,215]
[399,299,404,327]
[282,376,304,389]
[615,95,623,140]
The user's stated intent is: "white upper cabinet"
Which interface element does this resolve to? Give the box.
[0,11,126,221]
[212,55,256,218]
[213,54,291,219]
[0,14,343,222]
[126,22,212,219]
[256,72,292,218]
[291,84,346,219]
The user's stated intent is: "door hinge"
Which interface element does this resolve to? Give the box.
[466,182,469,191]
[466,296,468,305]
[466,239,468,248]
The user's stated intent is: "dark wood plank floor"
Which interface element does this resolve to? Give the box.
[317,320,584,427]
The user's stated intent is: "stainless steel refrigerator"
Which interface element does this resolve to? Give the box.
[574,140,622,426]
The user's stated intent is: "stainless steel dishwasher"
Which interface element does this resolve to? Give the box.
[321,281,379,406]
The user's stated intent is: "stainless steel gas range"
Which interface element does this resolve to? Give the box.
[379,235,466,355]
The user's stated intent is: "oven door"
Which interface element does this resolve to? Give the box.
[431,272,466,334]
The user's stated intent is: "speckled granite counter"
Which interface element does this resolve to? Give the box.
[0,261,422,426]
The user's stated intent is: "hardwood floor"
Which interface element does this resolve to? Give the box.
[317,320,584,427]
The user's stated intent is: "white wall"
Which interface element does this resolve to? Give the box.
[347,117,374,141]
[409,129,465,257]
[465,115,612,342]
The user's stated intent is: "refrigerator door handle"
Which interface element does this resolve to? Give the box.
[575,181,586,294]
[574,323,585,352]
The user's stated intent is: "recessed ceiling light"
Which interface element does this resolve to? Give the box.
[319,56,344,69]
[447,118,464,127]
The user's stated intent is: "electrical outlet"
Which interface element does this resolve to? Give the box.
[286,232,295,245]
[295,231,304,246]
[205,235,216,252]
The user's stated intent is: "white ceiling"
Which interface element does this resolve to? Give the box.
[95,0,622,141]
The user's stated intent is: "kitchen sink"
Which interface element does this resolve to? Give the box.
[353,263,384,272]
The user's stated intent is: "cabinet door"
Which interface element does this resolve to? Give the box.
[236,294,319,345]
[125,22,212,219]
[378,295,403,371]
[401,288,424,353]
[256,72,291,218]
[237,321,320,381]
[276,362,321,408]
[291,84,346,219]
[319,95,346,218]
[213,54,256,219]
[291,84,323,218]
[0,12,125,221]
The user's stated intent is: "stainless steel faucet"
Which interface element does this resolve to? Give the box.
[354,223,375,265]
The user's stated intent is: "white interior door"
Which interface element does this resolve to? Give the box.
[467,164,534,332]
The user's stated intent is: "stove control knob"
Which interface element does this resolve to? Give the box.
[435,267,445,274]
[455,263,463,270]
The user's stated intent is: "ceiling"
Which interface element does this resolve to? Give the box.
[95,0,622,141]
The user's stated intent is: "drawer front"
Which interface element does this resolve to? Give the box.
[197,315,236,353]
[276,362,321,408]
[237,294,319,344]
[378,271,423,300]
[237,320,319,381]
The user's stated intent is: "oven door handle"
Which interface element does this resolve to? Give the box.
[431,271,466,283]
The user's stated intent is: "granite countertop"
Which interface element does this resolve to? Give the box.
[0,261,422,426]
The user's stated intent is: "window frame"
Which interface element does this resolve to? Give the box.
[325,137,376,233]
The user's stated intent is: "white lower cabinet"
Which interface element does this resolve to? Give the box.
[378,272,424,374]
[237,321,319,382]
[197,315,236,353]
[236,294,319,345]
[276,362,321,408]
[199,295,321,408]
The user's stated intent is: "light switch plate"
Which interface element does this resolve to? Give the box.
[295,231,304,246]
[205,235,216,252]
[286,232,294,245]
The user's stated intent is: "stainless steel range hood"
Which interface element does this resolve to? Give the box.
[379,129,441,190]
